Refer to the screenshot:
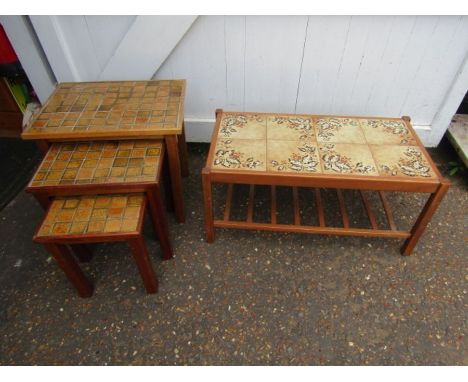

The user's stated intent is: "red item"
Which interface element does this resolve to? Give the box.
[0,24,19,65]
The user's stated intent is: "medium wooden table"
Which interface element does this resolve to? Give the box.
[21,80,188,223]
[202,109,450,256]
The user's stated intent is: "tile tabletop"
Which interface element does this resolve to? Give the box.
[35,194,145,238]
[27,140,163,188]
[210,111,439,180]
[22,80,185,140]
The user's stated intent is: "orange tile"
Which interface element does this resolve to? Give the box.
[52,222,71,235]
[74,208,92,221]
[91,208,108,219]
[104,219,122,233]
[63,199,79,209]
[94,196,111,208]
[87,220,105,233]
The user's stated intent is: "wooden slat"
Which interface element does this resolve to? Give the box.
[271,186,277,224]
[360,190,378,229]
[247,185,255,223]
[292,187,300,225]
[378,191,397,231]
[223,184,234,221]
[315,188,325,227]
[336,189,349,228]
[213,220,410,239]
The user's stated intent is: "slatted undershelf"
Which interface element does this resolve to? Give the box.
[213,184,411,239]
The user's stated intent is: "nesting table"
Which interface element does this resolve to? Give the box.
[22,80,188,223]
[202,109,449,256]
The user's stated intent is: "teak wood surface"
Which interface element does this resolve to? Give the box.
[202,109,450,256]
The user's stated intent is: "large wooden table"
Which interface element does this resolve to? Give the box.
[202,109,450,256]
[21,80,188,222]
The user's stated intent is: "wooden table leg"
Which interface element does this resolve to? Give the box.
[400,181,450,256]
[128,236,158,294]
[178,121,190,177]
[202,168,215,243]
[165,135,185,223]
[146,186,174,260]
[162,153,174,212]
[36,140,50,156]
[69,244,93,263]
[44,243,93,298]
[32,192,50,209]
[33,193,92,262]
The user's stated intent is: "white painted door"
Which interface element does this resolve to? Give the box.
[8,15,468,146]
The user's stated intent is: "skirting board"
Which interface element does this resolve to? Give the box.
[184,117,437,147]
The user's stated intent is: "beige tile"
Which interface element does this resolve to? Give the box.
[360,119,416,145]
[315,117,366,144]
[267,140,321,173]
[213,139,266,171]
[218,114,266,139]
[318,143,378,176]
[267,115,315,141]
[370,145,436,178]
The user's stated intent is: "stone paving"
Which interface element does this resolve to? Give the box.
[0,143,466,365]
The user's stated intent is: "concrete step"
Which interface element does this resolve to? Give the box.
[447,114,468,168]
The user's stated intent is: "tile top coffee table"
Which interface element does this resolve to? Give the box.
[202,109,450,256]
[22,80,188,222]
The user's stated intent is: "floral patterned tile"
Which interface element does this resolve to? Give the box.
[213,139,266,171]
[360,119,416,145]
[267,141,321,173]
[315,117,366,144]
[318,143,378,176]
[370,145,436,178]
[219,113,266,139]
[267,115,315,141]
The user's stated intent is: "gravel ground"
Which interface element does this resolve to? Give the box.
[0,142,466,365]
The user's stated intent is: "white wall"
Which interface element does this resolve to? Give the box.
[7,15,468,146]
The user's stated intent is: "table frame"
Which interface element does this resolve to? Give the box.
[202,109,450,256]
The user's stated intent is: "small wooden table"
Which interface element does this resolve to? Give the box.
[25,140,172,259]
[21,80,189,222]
[202,109,450,256]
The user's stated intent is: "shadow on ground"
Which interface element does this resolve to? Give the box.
[0,141,466,365]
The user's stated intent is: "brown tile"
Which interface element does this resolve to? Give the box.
[104,219,122,233]
[62,170,78,180]
[69,221,87,234]
[91,208,108,220]
[94,196,111,208]
[111,196,127,207]
[23,80,185,138]
[74,208,92,221]
[63,199,79,209]
[113,158,128,167]
[52,223,71,235]
[121,219,138,232]
[87,220,105,233]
